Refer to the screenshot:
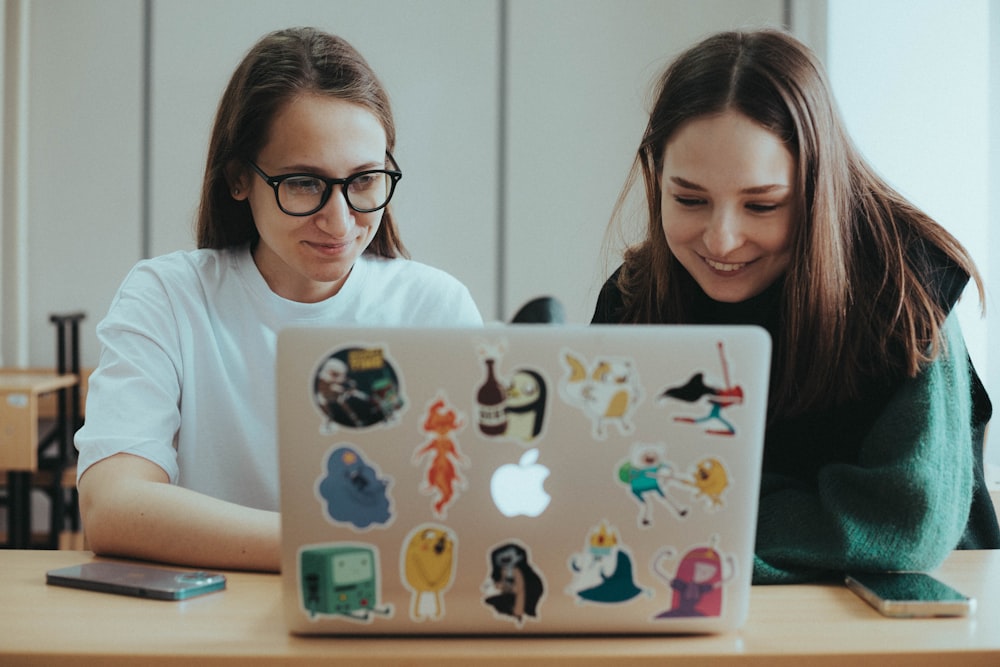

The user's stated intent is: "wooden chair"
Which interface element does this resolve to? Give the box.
[34,312,87,549]
[0,313,86,549]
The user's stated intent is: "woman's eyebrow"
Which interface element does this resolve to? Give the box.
[669,176,707,191]
[668,176,789,195]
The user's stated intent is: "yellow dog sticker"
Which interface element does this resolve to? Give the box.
[400,524,457,621]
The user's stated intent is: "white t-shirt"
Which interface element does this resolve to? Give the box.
[75,246,482,511]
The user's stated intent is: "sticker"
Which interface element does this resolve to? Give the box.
[680,456,731,510]
[616,443,689,527]
[316,445,394,530]
[565,522,650,604]
[559,349,643,439]
[650,537,735,619]
[658,342,744,436]
[483,541,545,626]
[298,543,394,622]
[474,341,549,444]
[313,345,404,433]
[400,523,458,622]
[414,395,468,518]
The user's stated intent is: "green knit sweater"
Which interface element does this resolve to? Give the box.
[753,312,987,582]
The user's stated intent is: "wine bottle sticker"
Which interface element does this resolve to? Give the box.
[474,340,549,445]
[477,358,508,436]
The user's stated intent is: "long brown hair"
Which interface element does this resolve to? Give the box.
[196,27,407,258]
[609,29,983,416]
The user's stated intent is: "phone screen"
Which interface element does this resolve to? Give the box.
[844,572,974,618]
[46,562,226,601]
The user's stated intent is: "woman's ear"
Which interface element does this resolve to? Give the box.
[225,161,250,201]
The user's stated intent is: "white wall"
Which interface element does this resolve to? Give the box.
[505,0,784,323]
[148,0,501,321]
[827,0,998,466]
[0,0,785,370]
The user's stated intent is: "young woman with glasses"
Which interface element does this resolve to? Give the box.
[592,29,999,583]
[76,28,482,571]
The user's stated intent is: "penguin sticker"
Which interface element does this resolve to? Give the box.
[504,369,547,443]
[474,342,549,446]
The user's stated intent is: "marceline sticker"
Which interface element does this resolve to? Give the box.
[313,345,404,433]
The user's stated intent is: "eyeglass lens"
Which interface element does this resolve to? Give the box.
[279,172,393,214]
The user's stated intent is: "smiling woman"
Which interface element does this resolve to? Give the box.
[592,28,1000,584]
[73,27,483,573]
[658,110,795,304]
[234,94,393,303]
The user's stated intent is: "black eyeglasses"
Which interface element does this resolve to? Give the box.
[246,153,402,216]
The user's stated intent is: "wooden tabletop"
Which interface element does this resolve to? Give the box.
[1,549,997,666]
[0,371,77,393]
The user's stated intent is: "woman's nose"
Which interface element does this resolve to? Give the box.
[703,206,743,256]
[314,188,353,236]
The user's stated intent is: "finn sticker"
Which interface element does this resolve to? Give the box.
[658,341,744,437]
[313,345,404,433]
[474,341,549,445]
[414,395,469,518]
[298,543,394,622]
[650,537,735,619]
[565,522,650,605]
[482,541,545,627]
[316,445,394,530]
[559,349,643,439]
[617,443,690,527]
[400,523,458,622]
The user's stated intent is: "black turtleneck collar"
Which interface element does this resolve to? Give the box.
[685,271,784,332]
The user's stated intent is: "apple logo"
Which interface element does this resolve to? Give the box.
[490,448,551,517]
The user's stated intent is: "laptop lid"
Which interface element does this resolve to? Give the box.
[278,324,770,635]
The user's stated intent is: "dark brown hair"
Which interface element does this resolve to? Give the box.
[196,27,407,258]
[609,29,983,416]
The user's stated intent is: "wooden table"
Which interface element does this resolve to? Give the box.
[0,372,78,547]
[1,549,997,666]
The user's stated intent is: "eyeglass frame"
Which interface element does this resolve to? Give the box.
[244,152,402,216]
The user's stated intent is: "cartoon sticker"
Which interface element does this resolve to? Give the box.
[400,523,458,622]
[482,541,545,626]
[658,342,744,436]
[565,522,650,605]
[316,445,394,530]
[559,349,643,439]
[681,456,731,510]
[298,543,394,622]
[313,345,404,433]
[651,538,735,619]
[616,443,689,527]
[474,341,548,444]
[414,395,469,518]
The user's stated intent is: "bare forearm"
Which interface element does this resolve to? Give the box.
[79,457,281,572]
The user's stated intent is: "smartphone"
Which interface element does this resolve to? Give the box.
[46,562,226,601]
[844,571,974,618]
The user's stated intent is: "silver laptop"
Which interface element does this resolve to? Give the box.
[277,324,770,635]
